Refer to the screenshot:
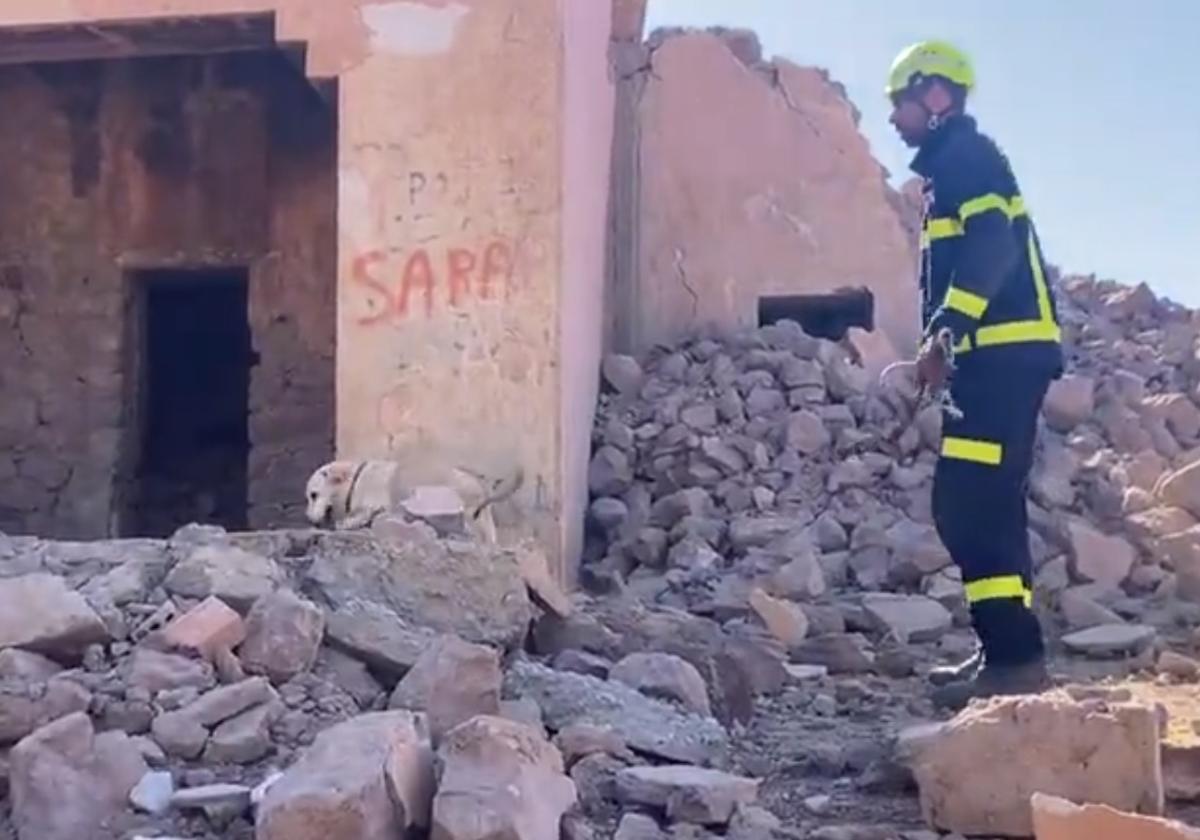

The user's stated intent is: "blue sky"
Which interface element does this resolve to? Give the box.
[644,1,1199,306]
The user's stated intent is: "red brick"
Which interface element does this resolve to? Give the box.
[162,597,247,662]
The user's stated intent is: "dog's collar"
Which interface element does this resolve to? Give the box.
[342,461,369,519]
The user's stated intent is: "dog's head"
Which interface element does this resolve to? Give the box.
[305,461,357,526]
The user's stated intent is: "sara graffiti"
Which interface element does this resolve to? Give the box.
[352,239,516,324]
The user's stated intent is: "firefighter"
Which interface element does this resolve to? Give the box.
[886,41,1064,709]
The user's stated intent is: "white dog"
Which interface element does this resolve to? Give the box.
[304,459,524,542]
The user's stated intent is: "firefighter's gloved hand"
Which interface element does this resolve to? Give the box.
[916,335,951,392]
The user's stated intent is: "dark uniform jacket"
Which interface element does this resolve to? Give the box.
[912,114,1063,376]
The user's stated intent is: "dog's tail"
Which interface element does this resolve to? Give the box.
[472,465,525,519]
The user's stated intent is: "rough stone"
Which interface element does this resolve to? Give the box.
[904,692,1163,836]
[164,545,284,612]
[0,650,63,682]
[1031,792,1200,840]
[150,711,208,760]
[514,540,573,618]
[130,770,174,815]
[126,649,216,696]
[431,716,577,840]
[615,813,667,840]
[590,446,635,497]
[388,635,502,741]
[1161,461,1200,519]
[610,652,712,717]
[747,588,808,646]
[1062,624,1158,657]
[503,661,728,766]
[0,573,108,659]
[9,712,148,840]
[204,701,280,764]
[1060,588,1126,630]
[616,765,760,825]
[1044,375,1096,432]
[325,599,440,680]
[861,594,952,644]
[553,723,633,767]
[239,590,325,684]
[257,711,435,838]
[786,410,831,454]
[1068,520,1136,588]
[790,634,875,674]
[160,596,247,661]
[306,530,533,650]
[603,354,645,395]
[0,676,92,744]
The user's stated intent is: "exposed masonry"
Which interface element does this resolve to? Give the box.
[606,26,920,360]
[0,51,335,539]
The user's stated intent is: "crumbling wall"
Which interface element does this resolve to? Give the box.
[609,28,920,364]
[0,52,335,538]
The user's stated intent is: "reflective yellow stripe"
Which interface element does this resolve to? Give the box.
[941,436,1003,465]
[926,217,964,241]
[945,286,988,319]
[965,575,1032,606]
[958,193,1027,223]
[955,228,1061,354]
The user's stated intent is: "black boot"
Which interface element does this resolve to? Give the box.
[931,657,1050,711]
[927,648,983,687]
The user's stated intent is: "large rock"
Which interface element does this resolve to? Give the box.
[1160,461,1200,519]
[861,593,952,644]
[1044,375,1096,432]
[903,692,1163,837]
[1062,624,1158,657]
[324,600,440,679]
[257,711,435,839]
[0,573,108,659]
[9,712,148,840]
[503,660,728,766]
[610,652,712,717]
[239,590,325,684]
[615,765,760,825]
[0,677,92,745]
[305,530,532,650]
[389,635,501,741]
[431,716,577,840]
[1067,520,1136,588]
[1032,792,1200,840]
[164,545,284,612]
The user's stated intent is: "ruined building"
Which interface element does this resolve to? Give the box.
[0,1,918,582]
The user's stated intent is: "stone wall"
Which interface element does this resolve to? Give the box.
[608,28,920,367]
[0,51,335,538]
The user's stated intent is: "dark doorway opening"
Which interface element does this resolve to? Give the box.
[758,287,875,340]
[130,268,254,537]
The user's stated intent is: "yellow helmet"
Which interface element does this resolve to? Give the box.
[886,40,975,98]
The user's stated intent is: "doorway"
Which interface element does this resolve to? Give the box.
[128,268,254,537]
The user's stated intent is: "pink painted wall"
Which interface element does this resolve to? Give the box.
[0,0,620,582]
[559,0,616,579]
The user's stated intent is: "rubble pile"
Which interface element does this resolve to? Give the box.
[3,278,1200,839]
[584,275,1200,662]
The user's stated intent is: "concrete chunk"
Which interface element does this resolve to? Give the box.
[1032,792,1200,840]
[904,692,1163,836]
